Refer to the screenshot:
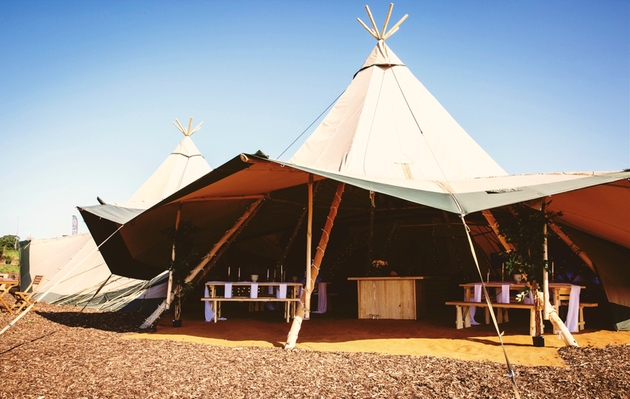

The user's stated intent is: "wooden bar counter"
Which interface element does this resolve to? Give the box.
[347,276,431,320]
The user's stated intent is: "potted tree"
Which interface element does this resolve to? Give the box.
[496,203,560,347]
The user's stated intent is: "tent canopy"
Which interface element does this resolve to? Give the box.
[79,29,630,330]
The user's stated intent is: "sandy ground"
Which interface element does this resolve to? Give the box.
[129,303,630,368]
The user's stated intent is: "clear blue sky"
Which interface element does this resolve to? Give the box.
[1,0,628,240]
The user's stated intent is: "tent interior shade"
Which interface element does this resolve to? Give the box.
[79,154,630,330]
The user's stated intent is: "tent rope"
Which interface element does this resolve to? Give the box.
[460,214,522,399]
[0,223,126,336]
[277,90,345,159]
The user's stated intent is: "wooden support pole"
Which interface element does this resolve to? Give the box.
[367,191,375,271]
[286,182,345,349]
[167,204,183,308]
[542,205,550,321]
[481,210,516,252]
[277,207,307,274]
[140,199,263,330]
[185,199,264,284]
[548,222,596,273]
[79,274,113,313]
[305,174,313,314]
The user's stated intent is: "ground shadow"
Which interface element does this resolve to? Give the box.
[36,310,148,333]
[150,304,578,347]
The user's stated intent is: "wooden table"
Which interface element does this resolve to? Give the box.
[0,279,19,313]
[202,281,303,323]
[348,276,431,320]
[459,282,583,315]
[457,282,587,333]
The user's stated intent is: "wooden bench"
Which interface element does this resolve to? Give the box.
[201,297,301,323]
[446,301,599,335]
[445,301,539,336]
[578,302,598,331]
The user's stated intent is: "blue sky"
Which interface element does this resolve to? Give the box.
[1,0,628,240]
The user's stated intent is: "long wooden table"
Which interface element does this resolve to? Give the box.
[455,282,590,334]
[202,281,302,323]
[459,282,584,315]
[348,276,431,320]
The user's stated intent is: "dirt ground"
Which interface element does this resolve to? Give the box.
[133,302,630,368]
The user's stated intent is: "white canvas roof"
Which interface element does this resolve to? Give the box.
[290,41,507,181]
[127,134,212,206]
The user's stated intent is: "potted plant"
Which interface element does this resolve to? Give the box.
[367,259,389,277]
[496,203,561,346]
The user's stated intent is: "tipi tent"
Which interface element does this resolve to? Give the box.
[79,11,629,331]
[21,119,211,311]
[290,40,507,181]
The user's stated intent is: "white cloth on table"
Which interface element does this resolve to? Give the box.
[523,291,534,304]
[276,283,287,299]
[496,284,510,304]
[565,284,581,332]
[312,282,327,314]
[204,286,213,322]
[224,282,232,298]
[468,283,482,325]
[250,283,258,298]
[266,285,276,310]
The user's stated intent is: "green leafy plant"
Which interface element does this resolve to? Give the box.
[496,203,560,285]
[495,202,561,338]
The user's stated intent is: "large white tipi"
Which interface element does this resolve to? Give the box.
[290,27,506,182]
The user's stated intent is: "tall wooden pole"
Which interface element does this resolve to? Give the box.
[548,222,596,272]
[305,174,313,315]
[185,199,264,284]
[286,182,345,349]
[167,204,183,309]
[542,202,550,321]
[367,191,375,272]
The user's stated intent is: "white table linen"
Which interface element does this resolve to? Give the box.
[565,284,581,332]
[468,283,482,325]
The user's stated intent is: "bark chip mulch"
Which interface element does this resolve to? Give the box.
[1,303,628,398]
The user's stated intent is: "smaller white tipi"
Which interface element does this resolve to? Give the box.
[22,118,212,311]
[128,118,211,205]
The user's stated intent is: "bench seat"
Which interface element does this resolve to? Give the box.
[445,300,538,336]
[202,297,301,323]
[201,297,300,302]
[445,300,598,335]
